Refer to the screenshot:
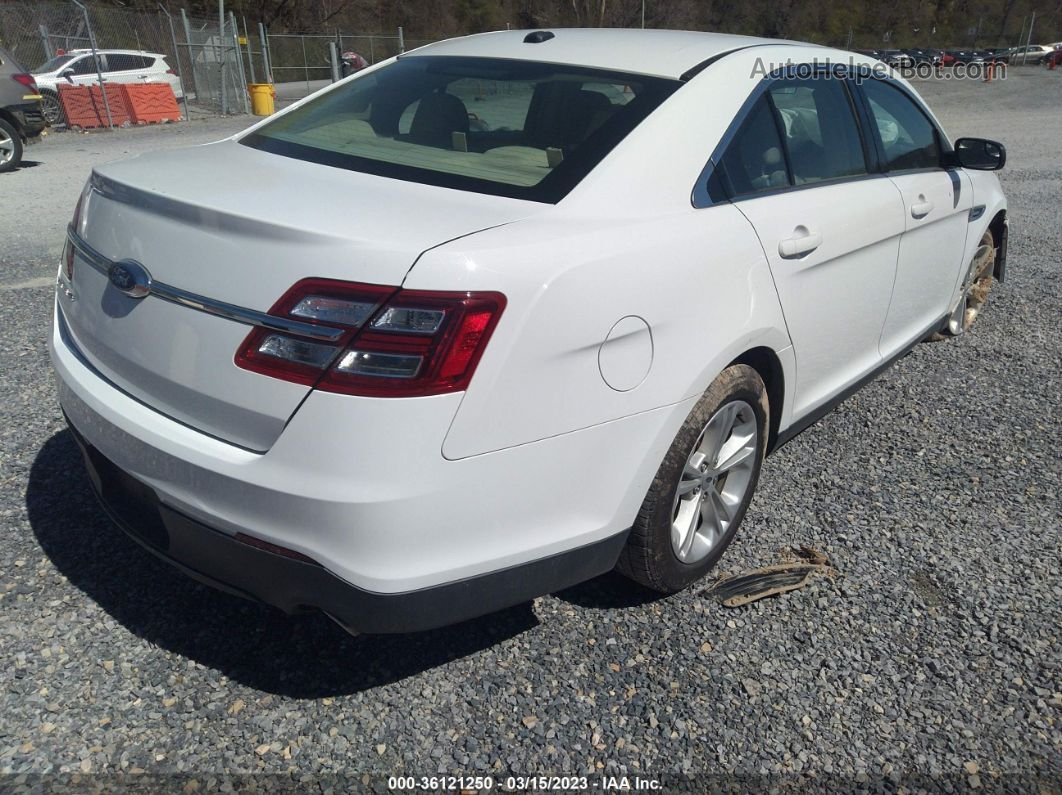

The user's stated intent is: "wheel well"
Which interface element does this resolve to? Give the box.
[729,346,784,453]
[987,210,1007,281]
[0,109,23,140]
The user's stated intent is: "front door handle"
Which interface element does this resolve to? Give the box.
[778,225,822,259]
[911,195,934,219]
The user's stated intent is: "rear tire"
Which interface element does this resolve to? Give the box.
[0,118,23,173]
[39,90,63,126]
[617,365,768,593]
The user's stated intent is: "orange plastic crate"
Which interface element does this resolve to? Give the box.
[120,84,181,124]
[58,84,131,128]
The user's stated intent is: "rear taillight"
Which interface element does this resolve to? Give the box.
[235,279,505,397]
[62,189,87,281]
[12,74,38,93]
[62,240,75,281]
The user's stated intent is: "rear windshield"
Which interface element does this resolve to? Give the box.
[37,54,75,73]
[1,47,29,71]
[240,56,680,203]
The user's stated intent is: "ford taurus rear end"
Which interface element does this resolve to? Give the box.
[49,46,684,633]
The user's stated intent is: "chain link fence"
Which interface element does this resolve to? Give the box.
[258,30,411,96]
[175,9,248,114]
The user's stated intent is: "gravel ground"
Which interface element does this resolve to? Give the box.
[1,70,1059,792]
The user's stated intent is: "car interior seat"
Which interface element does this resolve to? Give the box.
[524,83,615,151]
[406,90,470,148]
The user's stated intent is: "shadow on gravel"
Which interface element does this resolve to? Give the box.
[26,430,537,698]
[554,571,664,610]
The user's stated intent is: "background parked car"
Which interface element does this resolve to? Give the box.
[852,48,886,61]
[879,49,915,68]
[904,48,944,67]
[1007,44,1053,64]
[0,46,46,173]
[983,48,1012,64]
[944,49,986,65]
[32,49,182,125]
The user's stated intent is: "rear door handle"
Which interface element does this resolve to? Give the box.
[911,196,934,219]
[778,226,822,259]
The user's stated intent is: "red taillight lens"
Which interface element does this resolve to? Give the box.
[63,190,87,281]
[12,74,38,92]
[323,291,505,397]
[234,279,505,397]
[235,278,396,386]
[62,241,75,280]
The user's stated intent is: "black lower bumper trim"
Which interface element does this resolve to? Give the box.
[68,422,629,634]
[9,102,47,139]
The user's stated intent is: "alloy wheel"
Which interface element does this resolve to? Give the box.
[670,399,759,564]
[946,233,995,335]
[40,93,63,126]
[0,127,14,167]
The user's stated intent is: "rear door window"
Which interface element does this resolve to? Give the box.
[768,79,867,184]
[717,75,869,199]
[717,95,790,197]
[104,54,144,72]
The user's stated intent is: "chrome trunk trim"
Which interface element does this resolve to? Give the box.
[66,226,346,343]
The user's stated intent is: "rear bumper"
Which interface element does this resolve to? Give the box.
[51,296,690,622]
[6,101,47,138]
[70,425,626,633]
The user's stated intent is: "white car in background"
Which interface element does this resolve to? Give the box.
[50,29,1008,634]
[33,49,182,124]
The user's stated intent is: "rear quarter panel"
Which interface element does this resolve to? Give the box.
[408,205,791,460]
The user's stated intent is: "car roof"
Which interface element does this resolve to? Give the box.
[67,49,165,58]
[404,28,798,79]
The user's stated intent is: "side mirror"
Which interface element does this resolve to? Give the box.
[953,137,1006,170]
[60,68,75,82]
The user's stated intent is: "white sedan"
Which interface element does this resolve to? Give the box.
[50,29,1008,633]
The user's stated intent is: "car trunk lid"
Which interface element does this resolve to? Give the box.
[60,139,541,451]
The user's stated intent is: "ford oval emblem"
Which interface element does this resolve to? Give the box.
[108,260,152,299]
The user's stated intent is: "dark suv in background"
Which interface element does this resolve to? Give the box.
[0,46,46,172]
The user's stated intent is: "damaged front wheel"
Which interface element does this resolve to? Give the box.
[936,229,997,338]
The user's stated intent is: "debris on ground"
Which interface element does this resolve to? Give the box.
[705,546,835,607]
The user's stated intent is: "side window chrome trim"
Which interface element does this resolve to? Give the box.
[719,171,892,206]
